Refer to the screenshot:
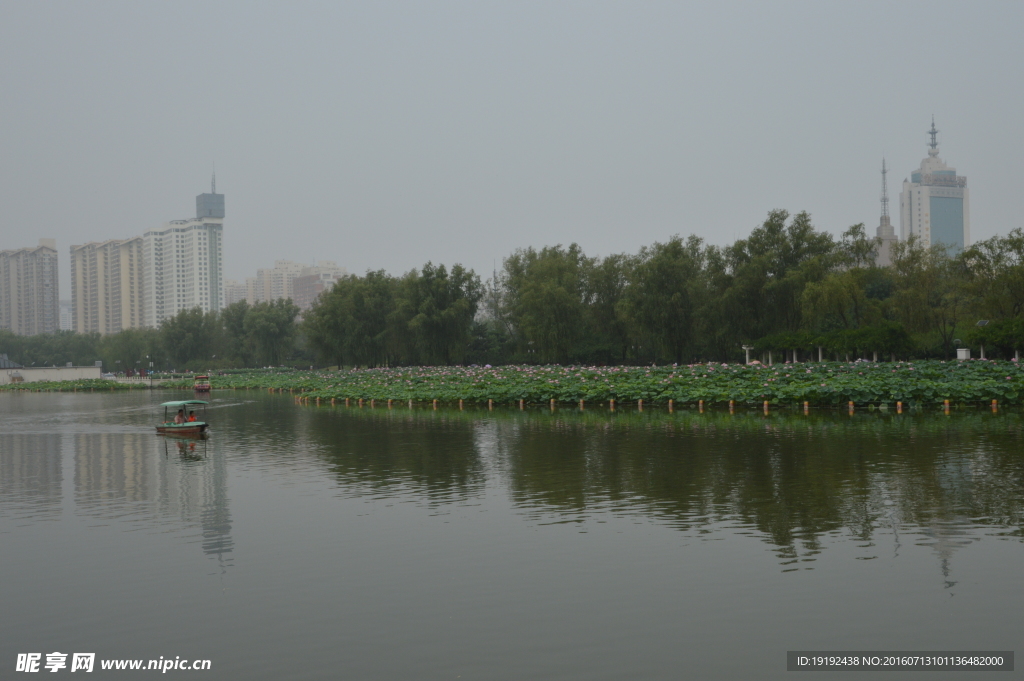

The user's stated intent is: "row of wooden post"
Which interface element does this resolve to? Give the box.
[289,395,998,413]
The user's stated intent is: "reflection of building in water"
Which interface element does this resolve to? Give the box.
[918,520,974,590]
[75,433,153,503]
[0,434,63,519]
[73,433,233,562]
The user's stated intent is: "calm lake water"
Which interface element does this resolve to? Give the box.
[3,391,1024,679]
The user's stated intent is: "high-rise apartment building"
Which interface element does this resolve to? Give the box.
[142,180,224,327]
[233,260,346,308]
[223,279,247,307]
[69,237,144,334]
[293,262,346,310]
[0,239,59,335]
[252,260,308,303]
[59,300,73,331]
[900,119,969,250]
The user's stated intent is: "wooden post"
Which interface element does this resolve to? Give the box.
[331,398,335,406]
[668,399,674,413]
[992,399,998,412]
[550,398,555,411]
[358,398,364,407]
[519,399,524,410]
[370,399,375,408]
[728,400,734,413]
[488,399,493,411]
[433,399,438,410]
[409,399,413,409]
[459,399,464,410]
[579,399,584,411]
[345,398,350,407]
[896,401,902,413]
[848,401,854,414]
[316,397,320,406]
[763,400,769,414]
[698,399,704,413]
[638,399,643,412]
[803,400,809,414]
[388,399,393,408]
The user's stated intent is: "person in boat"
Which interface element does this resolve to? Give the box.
[174,409,185,425]
[188,411,197,422]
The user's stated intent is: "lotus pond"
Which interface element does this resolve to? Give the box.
[160,360,1024,407]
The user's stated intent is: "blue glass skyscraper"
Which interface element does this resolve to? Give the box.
[899,119,970,251]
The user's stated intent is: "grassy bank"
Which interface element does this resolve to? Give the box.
[0,378,147,392]
[155,361,1024,407]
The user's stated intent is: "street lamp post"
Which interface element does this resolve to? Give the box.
[741,345,754,365]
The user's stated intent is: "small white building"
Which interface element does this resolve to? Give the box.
[0,354,102,385]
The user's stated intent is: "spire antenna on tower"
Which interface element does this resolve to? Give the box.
[881,158,889,219]
[212,164,217,194]
[928,116,939,151]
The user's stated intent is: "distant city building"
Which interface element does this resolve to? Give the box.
[59,299,72,331]
[253,260,308,303]
[875,159,897,267]
[900,119,969,250]
[237,260,345,307]
[142,177,224,327]
[69,238,145,334]
[223,279,247,307]
[293,263,346,310]
[0,238,59,336]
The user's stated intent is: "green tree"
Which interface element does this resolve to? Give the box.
[244,299,300,366]
[621,235,706,363]
[499,244,595,363]
[159,307,220,367]
[220,300,254,366]
[889,237,970,358]
[723,210,836,343]
[403,262,483,365]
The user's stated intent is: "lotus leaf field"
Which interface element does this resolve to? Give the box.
[0,378,142,392]
[153,360,1024,407]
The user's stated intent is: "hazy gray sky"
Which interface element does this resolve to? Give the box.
[2,1,1022,298]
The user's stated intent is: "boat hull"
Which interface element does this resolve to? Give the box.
[156,422,208,436]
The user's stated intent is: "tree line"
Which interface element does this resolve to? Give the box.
[0,299,301,371]
[5,209,1024,369]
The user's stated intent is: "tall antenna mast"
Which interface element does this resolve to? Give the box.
[928,116,939,151]
[880,158,889,219]
[212,163,217,194]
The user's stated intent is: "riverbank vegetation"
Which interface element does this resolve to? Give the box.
[4,210,1024,369]
[0,378,142,392]
[160,360,1024,406]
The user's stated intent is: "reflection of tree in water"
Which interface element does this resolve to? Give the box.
[296,406,1024,566]
[303,408,486,504]
[493,411,1024,563]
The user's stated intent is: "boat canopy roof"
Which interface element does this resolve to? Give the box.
[194,375,209,379]
[161,400,209,407]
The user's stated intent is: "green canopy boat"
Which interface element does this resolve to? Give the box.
[157,399,209,436]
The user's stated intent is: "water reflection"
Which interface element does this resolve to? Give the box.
[304,406,1024,570]
[75,432,233,562]
[301,408,487,504]
[0,423,233,563]
[0,434,63,521]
